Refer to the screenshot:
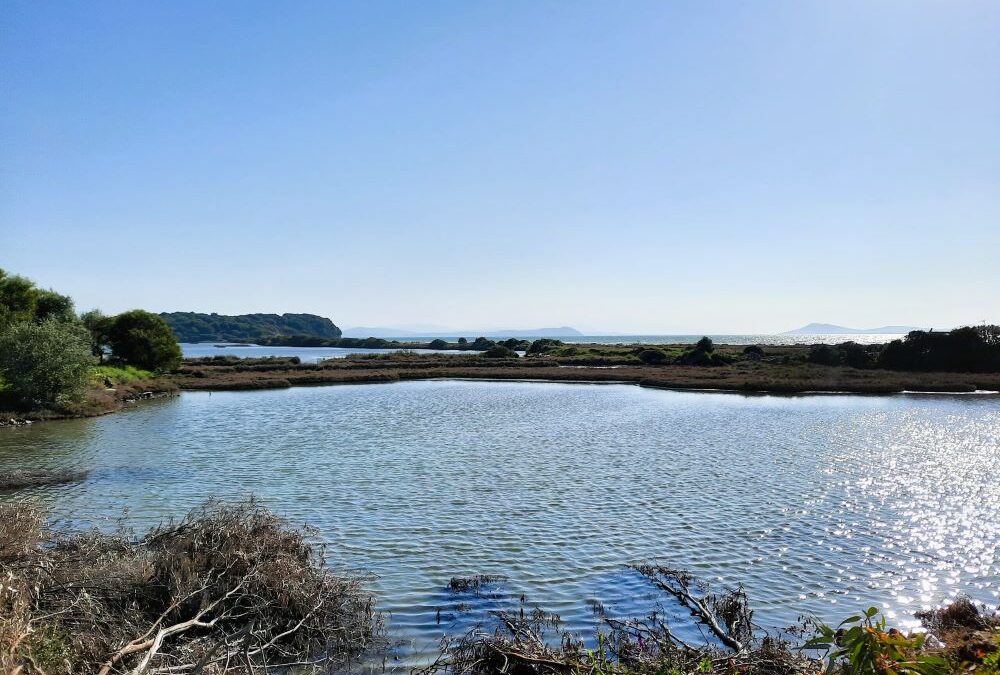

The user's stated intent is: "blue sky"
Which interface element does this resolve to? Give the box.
[2,1,998,333]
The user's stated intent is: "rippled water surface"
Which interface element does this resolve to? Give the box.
[2,382,998,662]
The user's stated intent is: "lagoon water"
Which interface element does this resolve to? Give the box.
[180,342,476,363]
[180,333,903,364]
[2,381,998,664]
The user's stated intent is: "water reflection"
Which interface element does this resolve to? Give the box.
[1,382,997,662]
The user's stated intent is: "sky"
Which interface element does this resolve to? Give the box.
[2,1,998,334]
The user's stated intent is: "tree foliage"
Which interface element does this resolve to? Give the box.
[877,326,1000,373]
[0,319,96,405]
[0,268,75,327]
[108,310,183,372]
[161,312,341,342]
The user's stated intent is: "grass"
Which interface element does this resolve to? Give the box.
[90,364,155,385]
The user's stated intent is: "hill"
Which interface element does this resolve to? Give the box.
[162,312,342,343]
[782,323,922,335]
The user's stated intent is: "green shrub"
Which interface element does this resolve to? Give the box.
[805,606,947,675]
[527,338,563,354]
[482,346,518,359]
[695,336,714,353]
[808,344,842,366]
[0,320,96,406]
[637,349,668,364]
[108,310,183,372]
[675,349,715,366]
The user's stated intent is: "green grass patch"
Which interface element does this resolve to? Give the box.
[90,365,155,385]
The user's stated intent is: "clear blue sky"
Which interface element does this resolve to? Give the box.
[2,1,998,333]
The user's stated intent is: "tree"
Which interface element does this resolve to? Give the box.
[0,270,38,327]
[33,290,75,322]
[0,320,96,405]
[428,339,448,349]
[695,336,714,353]
[108,310,183,371]
[81,309,113,362]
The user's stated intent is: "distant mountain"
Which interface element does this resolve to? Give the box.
[162,312,342,343]
[782,323,922,335]
[341,326,583,338]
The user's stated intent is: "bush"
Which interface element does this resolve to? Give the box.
[0,500,381,674]
[842,342,875,369]
[710,352,734,366]
[675,349,715,366]
[471,337,497,350]
[743,345,765,358]
[695,336,715,353]
[808,344,842,366]
[429,339,448,349]
[0,319,96,406]
[500,338,530,351]
[527,338,563,354]
[876,326,1000,373]
[805,606,949,675]
[108,310,183,372]
[482,345,518,359]
[637,349,668,364]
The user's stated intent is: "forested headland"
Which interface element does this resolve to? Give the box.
[161,311,342,342]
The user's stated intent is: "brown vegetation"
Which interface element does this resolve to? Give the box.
[168,348,1000,396]
[421,564,811,675]
[0,500,380,674]
[422,565,999,675]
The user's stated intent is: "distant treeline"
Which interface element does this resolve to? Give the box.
[256,334,528,352]
[807,325,1000,373]
[161,312,342,342]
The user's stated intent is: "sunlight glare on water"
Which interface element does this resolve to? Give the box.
[1,381,997,663]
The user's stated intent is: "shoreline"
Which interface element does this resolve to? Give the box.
[169,349,1000,395]
[6,343,1000,427]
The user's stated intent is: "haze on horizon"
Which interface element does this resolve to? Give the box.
[2,1,998,335]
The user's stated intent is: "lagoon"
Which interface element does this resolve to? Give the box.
[1,381,998,663]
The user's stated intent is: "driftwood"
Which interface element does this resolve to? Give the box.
[628,564,753,652]
[418,565,793,675]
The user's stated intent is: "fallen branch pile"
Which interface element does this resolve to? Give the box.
[0,499,381,674]
[418,564,809,675]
